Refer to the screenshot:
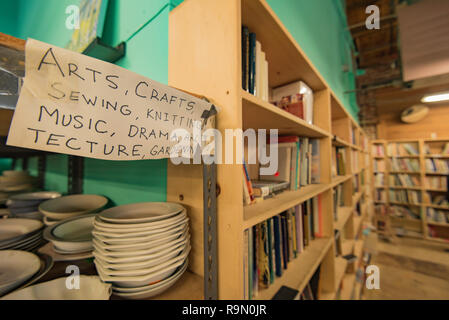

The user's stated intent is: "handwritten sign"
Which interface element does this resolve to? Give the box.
[7,39,217,160]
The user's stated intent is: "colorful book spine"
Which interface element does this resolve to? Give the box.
[248,33,256,94]
[241,26,249,91]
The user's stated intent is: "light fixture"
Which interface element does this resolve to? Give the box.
[421,92,449,103]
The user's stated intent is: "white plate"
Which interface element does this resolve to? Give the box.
[44,214,96,253]
[112,260,188,299]
[95,243,188,271]
[93,209,187,232]
[92,216,188,238]
[0,219,43,244]
[0,250,41,296]
[0,231,42,250]
[95,250,189,287]
[39,194,107,220]
[9,191,62,201]
[1,276,111,300]
[43,216,58,226]
[93,234,190,261]
[93,222,188,245]
[98,202,184,224]
[93,227,189,252]
[38,242,93,262]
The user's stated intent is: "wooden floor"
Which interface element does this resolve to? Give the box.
[363,235,449,300]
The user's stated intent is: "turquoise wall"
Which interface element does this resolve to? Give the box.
[1,0,359,203]
[266,0,358,120]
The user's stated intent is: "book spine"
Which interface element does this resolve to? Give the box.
[248,33,256,94]
[248,227,253,300]
[241,26,249,91]
[267,219,274,284]
[253,224,259,297]
[273,216,282,277]
[243,229,249,300]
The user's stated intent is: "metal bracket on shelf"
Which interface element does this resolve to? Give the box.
[202,158,218,300]
[37,155,46,190]
[68,156,84,194]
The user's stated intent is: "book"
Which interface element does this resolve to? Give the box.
[248,227,253,299]
[251,180,290,197]
[259,222,270,289]
[272,286,300,300]
[311,139,320,183]
[267,218,275,284]
[241,26,249,91]
[243,229,249,300]
[273,216,283,277]
[252,224,258,297]
[248,33,256,94]
[259,144,292,184]
[295,204,304,253]
[272,81,314,125]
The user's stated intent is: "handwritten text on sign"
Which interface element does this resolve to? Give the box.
[7,39,216,160]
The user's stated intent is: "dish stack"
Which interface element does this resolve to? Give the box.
[0,171,37,198]
[0,218,44,251]
[43,214,96,257]
[39,194,108,227]
[92,202,190,299]
[6,191,61,221]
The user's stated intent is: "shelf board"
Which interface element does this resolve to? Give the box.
[331,174,352,187]
[241,90,329,138]
[320,256,347,300]
[425,172,449,176]
[388,155,419,158]
[389,201,422,207]
[427,221,449,227]
[340,273,357,300]
[389,186,421,191]
[335,206,353,231]
[254,238,332,300]
[424,204,449,210]
[426,188,447,192]
[352,191,363,204]
[353,215,362,235]
[390,216,422,224]
[425,154,449,159]
[353,281,363,300]
[332,137,351,148]
[389,171,420,175]
[354,239,364,259]
[243,183,329,229]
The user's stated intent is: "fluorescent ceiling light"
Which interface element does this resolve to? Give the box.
[421,92,449,103]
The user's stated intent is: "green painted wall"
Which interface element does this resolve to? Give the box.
[265,0,359,120]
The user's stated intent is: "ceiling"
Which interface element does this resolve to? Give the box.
[345,0,449,135]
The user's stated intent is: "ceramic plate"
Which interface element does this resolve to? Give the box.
[1,276,111,300]
[98,202,184,224]
[17,253,54,290]
[0,219,43,244]
[112,260,188,299]
[37,242,93,262]
[39,194,108,220]
[9,191,61,202]
[0,250,41,296]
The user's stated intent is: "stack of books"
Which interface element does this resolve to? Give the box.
[243,196,323,299]
[244,137,320,205]
[425,159,449,174]
[390,158,419,172]
[242,26,269,101]
[387,143,419,156]
[270,81,314,125]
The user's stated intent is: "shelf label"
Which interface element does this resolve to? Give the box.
[7,39,217,160]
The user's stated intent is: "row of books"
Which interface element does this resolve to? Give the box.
[243,196,323,299]
[387,143,419,156]
[242,137,320,205]
[390,205,421,220]
[425,159,449,174]
[332,147,346,177]
[389,174,420,187]
[373,159,386,172]
[426,208,449,224]
[372,144,385,157]
[423,193,449,207]
[424,143,449,155]
[389,190,421,204]
[390,158,419,172]
[428,225,449,240]
[424,176,447,190]
[242,26,269,101]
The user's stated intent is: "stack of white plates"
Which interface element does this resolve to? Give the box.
[0,171,37,193]
[0,250,41,296]
[6,191,61,221]
[0,218,44,251]
[43,214,96,256]
[92,202,190,299]
[39,194,108,226]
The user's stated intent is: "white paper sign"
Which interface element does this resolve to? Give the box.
[7,39,217,160]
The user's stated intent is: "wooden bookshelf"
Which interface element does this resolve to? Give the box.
[370,138,449,244]
[169,0,371,299]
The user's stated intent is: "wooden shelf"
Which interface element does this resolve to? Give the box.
[340,273,357,300]
[143,271,203,300]
[425,172,449,176]
[354,239,364,259]
[352,191,363,204]
[241,90,329,138]
[425,188,447,192]
[389,171,420,174]
[331,174,352,187]
[335,206,353,231]
[243,183,329,229]
[425,204,449,210]
[353,215,362,235]
[341,239,355,256]
[390,216,422,224]
[320,256,347,300]
[254,238,332,300]
[388,155,419,158]
[425,154,449,158]
[389,201,422,207]
[389,186,421,191]
[332,136,351,148]
[427,221,449,227]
